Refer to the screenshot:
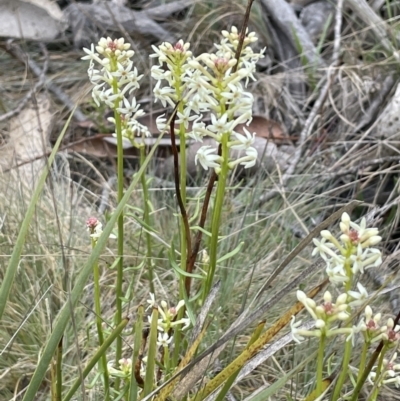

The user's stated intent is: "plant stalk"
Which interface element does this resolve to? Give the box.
[92,238,110,399]
[140,145,154,294]
[203,132,229,299]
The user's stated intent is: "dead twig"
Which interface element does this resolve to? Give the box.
[260,0,326,68]
[258,0,344,206]
[0,43,48,122]
[0,40,88,123]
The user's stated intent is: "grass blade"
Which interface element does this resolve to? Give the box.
[21,130,166,401]
[0,111,72,321]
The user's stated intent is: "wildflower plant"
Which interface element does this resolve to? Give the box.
[12,2,394,399]
[72,20,270,400]
[78,27,400,401]
[151,27,265,300]
[291,212,400,400]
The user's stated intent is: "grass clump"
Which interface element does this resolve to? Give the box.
[2,2,400,401]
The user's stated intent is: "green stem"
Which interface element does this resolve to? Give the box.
[172,295,184,368]
[178,106,187,293]
[140,145,154,294]
[331,254,353,400]
[92,238,110,399]
[62,318,129,401]
[203,133,229,300]
[110,65,124,390]
[370,345,387,401]
[56,337,63,401]
[357,341,369,382]
[316,333,326,396]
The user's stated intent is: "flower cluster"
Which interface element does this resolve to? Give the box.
[368,352,400,388]
[150,27,265,173]
[291,291,356,343]
[359,306,400,344]
[147,293,190,341]
[86,217,116,243]
[312,213,382,285]
[291,213,383,345]
[108,357,132,379]
[82,37,150,145]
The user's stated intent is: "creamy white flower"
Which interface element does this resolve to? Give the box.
[187,115,205,142]
[98,88,120,108]
[157,332,172,347]
[348,282,369,307]
[195,146,221,171]
[176,107,198,129]
[153,80,176,107]
[326,262,348,284]
[116,96,139,115]
[208,113,230,133]
[156,114,167,132]
[350,245,382,274]
[147,293,157,309]
[230,128,255,150]
[290,316,304,343]
[241,147,258,169]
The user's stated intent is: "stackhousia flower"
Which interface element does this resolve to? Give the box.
[150,27,265,173]
[291,213,383,345]
[82,37,150,146]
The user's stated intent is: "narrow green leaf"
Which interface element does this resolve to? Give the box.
[216,242,244,264]
[144,308,158,397]
[245,352,317,401]
[63,318,129,401]
[188,197,201,223]
[169,251,204,280]
[190,226,213,237]
[22,127,166,401]
[125,212,158,233]
[316,13,333,55]
[0,111,72,321]
[129,305,144,401]
[215,322,265,401]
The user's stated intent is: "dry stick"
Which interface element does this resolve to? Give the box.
[186,0,255,290]
[2,133,114,174]
[0,44,49,122]
[347,0,399,57]
[188,173,217,273]
[309,155,400,180]
[258,0,344,206]
[169,106,193,295]
[0,41,87,123]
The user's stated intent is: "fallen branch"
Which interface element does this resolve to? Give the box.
[258,0,344,206]
[1,40,88,123]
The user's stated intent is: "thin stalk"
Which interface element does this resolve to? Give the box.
[357,341,369,382]
[203,133,229,299]
[370,345,387,401]
[139,145,154,294]
[128,305,144,401]
[56,337,63,401]
[62,318,129,401]
[331,255,353,400]
[172,294,184,368]
[111,70,124,388]
[92,238,110,399]
[144,308,159,397]
[178,106,188,298]
[316,333,326,396]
